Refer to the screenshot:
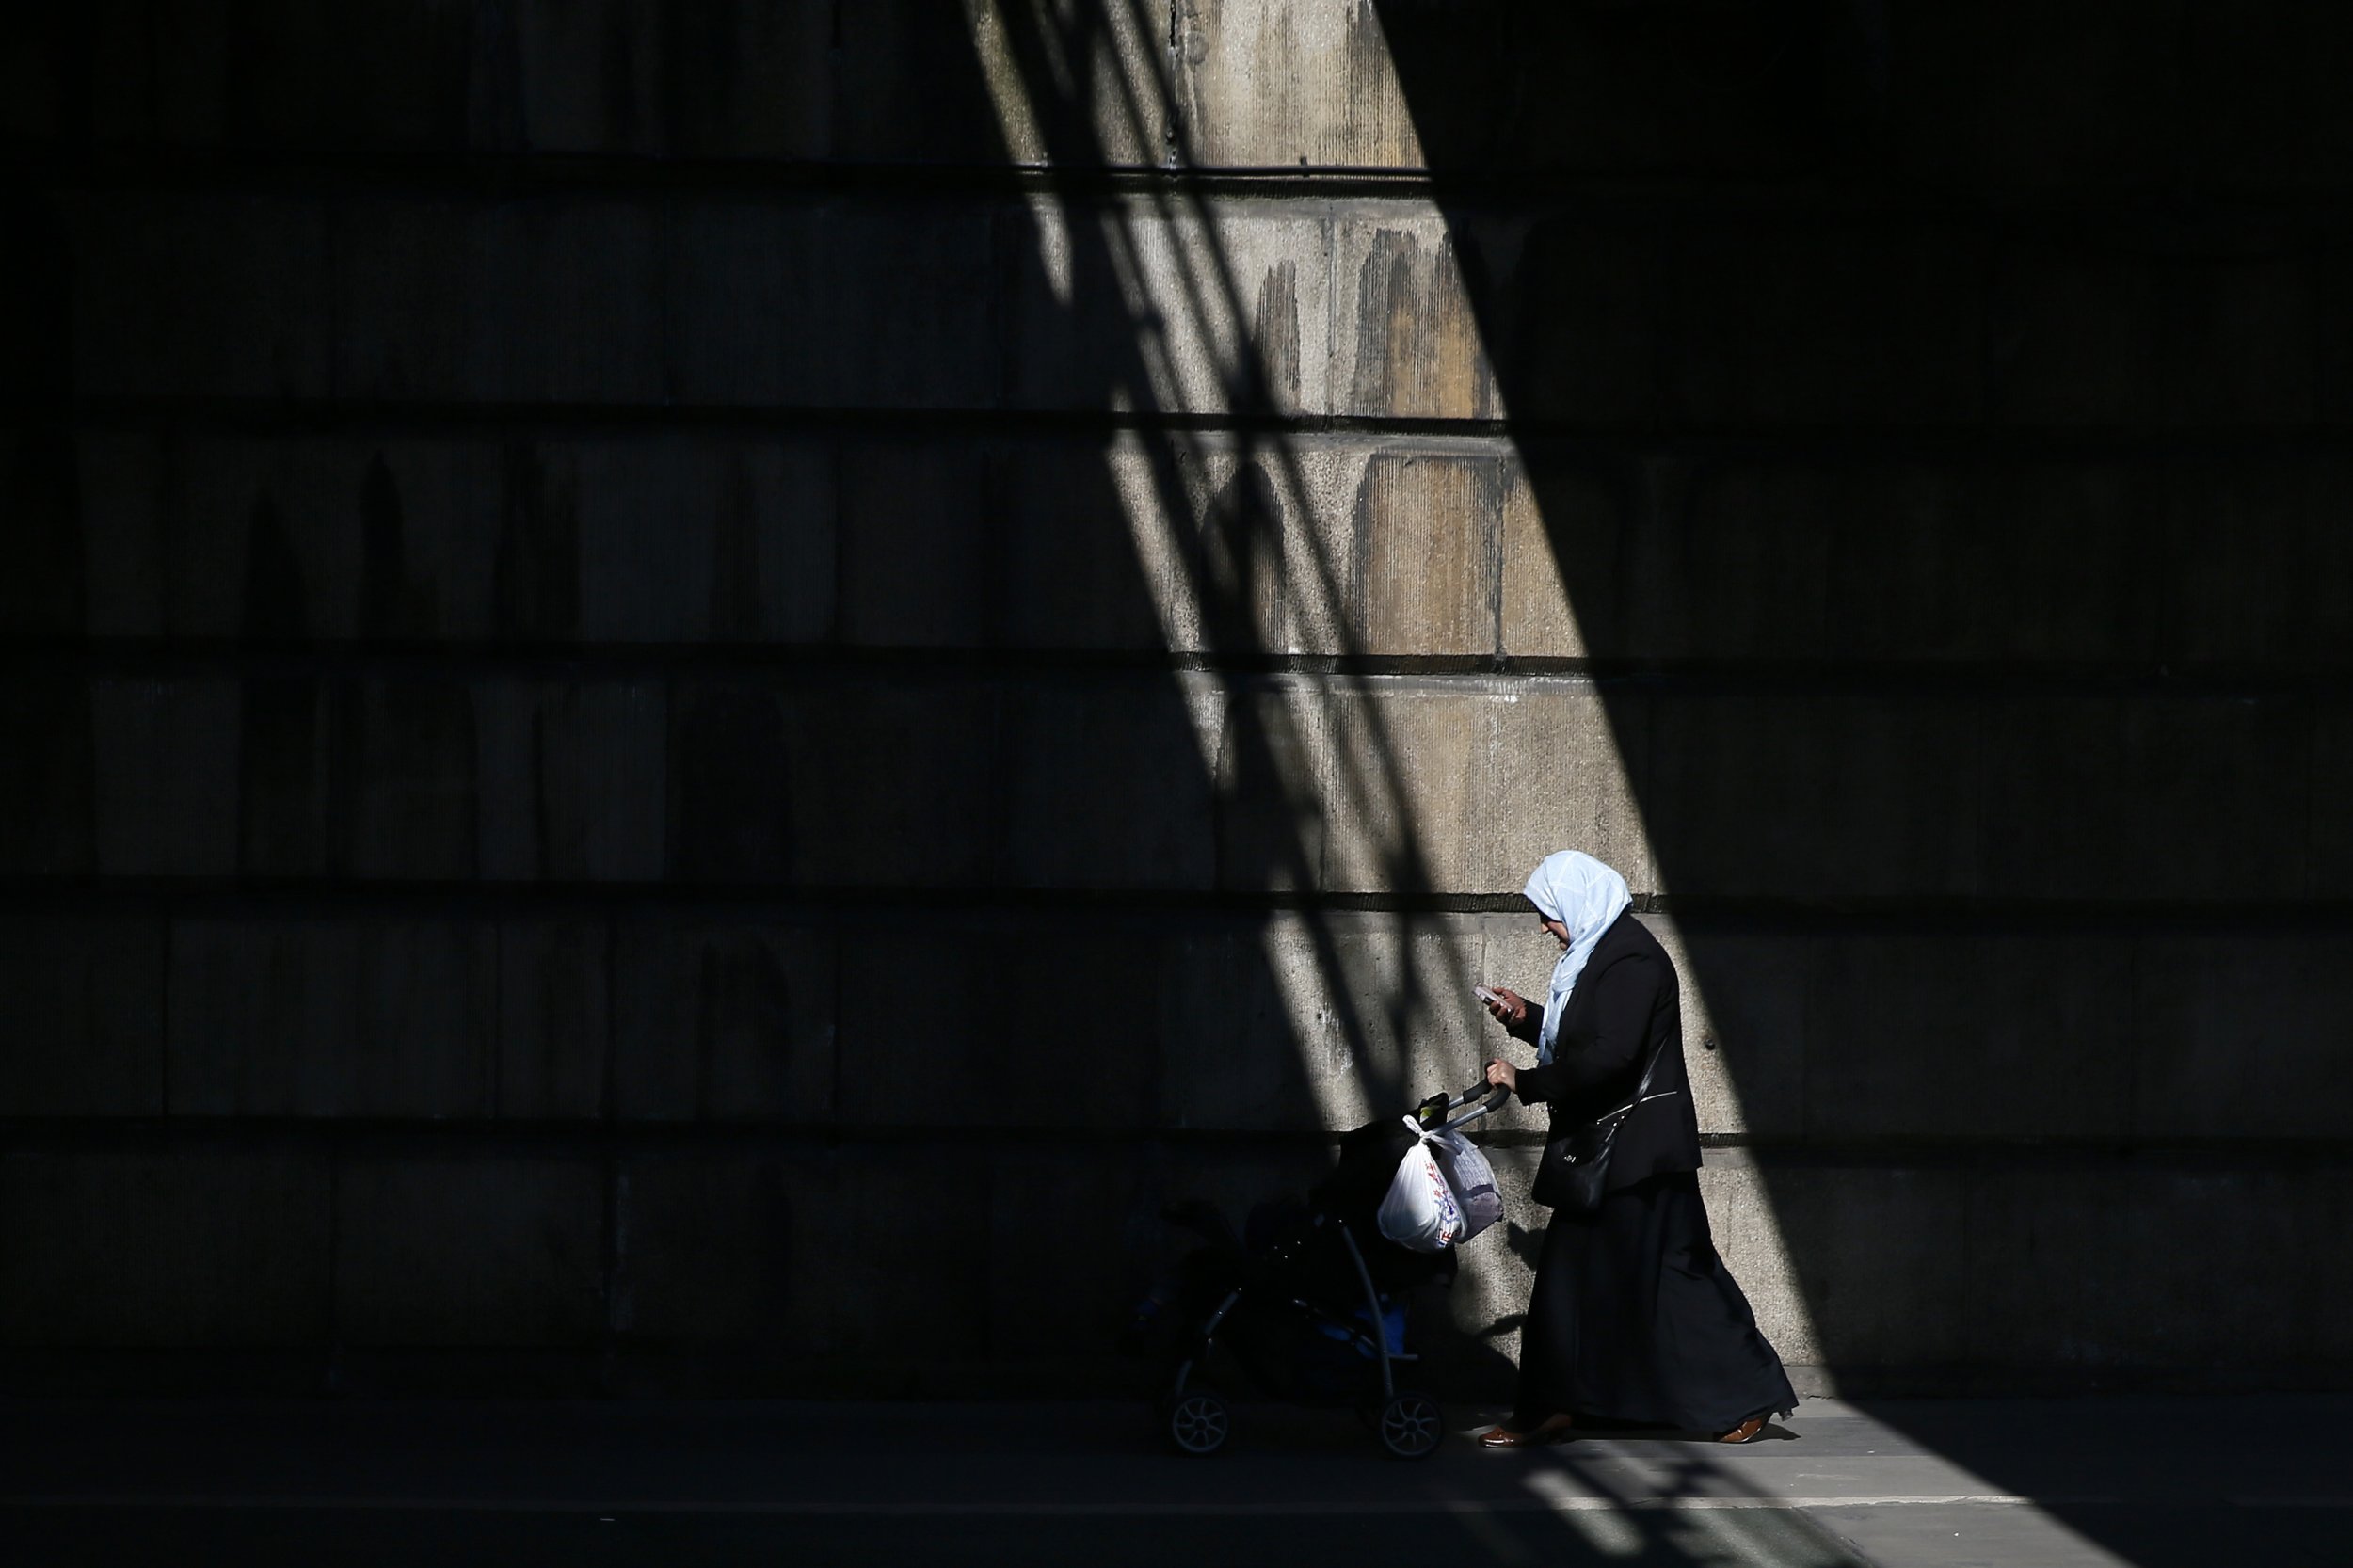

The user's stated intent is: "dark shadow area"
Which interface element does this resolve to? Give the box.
[1367,1,2353,1563]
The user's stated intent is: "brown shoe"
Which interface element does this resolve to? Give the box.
[1478,1414,1575,1448]
[1715,1415,1768,1444]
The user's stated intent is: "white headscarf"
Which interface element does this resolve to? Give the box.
[1523,850,1633,1064]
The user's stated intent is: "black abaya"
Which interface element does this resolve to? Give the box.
[1512,1171,1797,1434]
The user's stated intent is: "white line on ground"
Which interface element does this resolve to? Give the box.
[0,1494,2126,1516]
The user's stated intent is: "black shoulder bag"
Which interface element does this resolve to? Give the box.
[1529,1028,1678,1215]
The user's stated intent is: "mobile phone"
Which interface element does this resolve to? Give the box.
[1473,985,1503,1006]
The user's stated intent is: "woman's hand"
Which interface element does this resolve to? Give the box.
[1480,985,1529,1029]
[1485,1058,1518,1095]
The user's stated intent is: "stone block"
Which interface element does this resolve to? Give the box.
[1001,678,1220,891]
[88,679,240,876]
[809,1144,991,1361]
[0,915,165,1115]
[1965,1167,2308,1369]
[1804,934,2136,1141]
[995,434,1197,655]
[1648,689,1981,900]
[1327,206,1501,422]
[2314,702,2353,897]
[0,19,65,149]
[346,679,481,880]
[1216,676,1646,900]
[1160,911,1485,1134]
[2162,459,2353,666]
[1665,225,1983,426]
[665,681,793,884]
[1734,1161,1970,1369]
[504,0,664,156]
[939,0,1164,166]
[2181,4,2353,193]
[1476,680,1651,898]
[658,0,834,159]
[1497,447,1630,661]
[613,1150,813,1350]
[476,680,667,882]
[1171,0,1421,168]
[1005,197,1330,417]
[668,198,999,410]
[1,430,82,636]
[70,193,332,399]
[835,0,1059,165]
[1652,920,1808,1140]
[1306,680,1486,897]
[971,920,1162,1129]
[497,920,608,1120]
[1878,5,2188,193]
[1,193,71,404]
[1156,920,1326,1134]
[115,0,473,152]
[75,434,166,636]
[1477,216,1664,424]
[572,436,835,643]
[1990,236,2316,425]
[0,676,93,875]
[233,675,330,876]
[332,199,664,403]
[1344,449,1502,658]
[781,679,1002,889]
[1211,680,1336,895]
[2112,696,2309,902]
[2314,1172,2353,1367]
[987,1146,1158,1361]
[834,913,1159,1130]
[836,438,991,648]
[167,432,535,643]
[0,1146,330,1346]
[2131,935,2353,1139]
[1978,696,2127,901]
[334,1151,603,1346]
[1949,461,2164,664]
[835,928,1004,1130]
[171,438,361,639]
[1629,461,1874,663]
[611,919,835,1121]
[167,919,495,1117]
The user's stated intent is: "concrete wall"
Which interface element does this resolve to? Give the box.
[5,2,2351,1394]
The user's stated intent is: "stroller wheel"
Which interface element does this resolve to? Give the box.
[1164,1391,1231,1456]
[1377,1391,1443,1460]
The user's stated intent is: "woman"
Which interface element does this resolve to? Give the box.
[1475,849,1796,1448]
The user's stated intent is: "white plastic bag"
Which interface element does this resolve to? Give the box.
[1376,1138,1464,1253]
[1426,1128,1503,1242]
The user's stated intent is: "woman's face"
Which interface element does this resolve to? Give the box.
[1536,913,1572,950]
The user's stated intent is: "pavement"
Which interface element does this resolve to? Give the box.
[2,1394,2348,1566]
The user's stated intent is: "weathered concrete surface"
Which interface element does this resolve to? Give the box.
[0,1146,330,1346]
[334,1151,603,1346]
[15,1,2353,1402]
[0,916,165,1117]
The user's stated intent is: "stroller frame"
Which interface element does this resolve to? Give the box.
[1162,1079,1507,1459]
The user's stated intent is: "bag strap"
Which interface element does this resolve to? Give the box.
[1589,1021,1676,1129]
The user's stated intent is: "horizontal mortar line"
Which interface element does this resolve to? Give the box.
[10,883,2353,930]
[10,884,2353,935]
[8,641,2351,697]
[3,1122,2349,1168]
[34,398,2353,454]
[0,1492,2105,1516]
[21,147,2353,222]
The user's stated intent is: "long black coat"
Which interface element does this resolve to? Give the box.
[1508,910,1702,1193]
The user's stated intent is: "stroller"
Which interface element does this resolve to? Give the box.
[1132,1079,1508,1459]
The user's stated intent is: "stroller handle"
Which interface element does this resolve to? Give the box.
[1417,1078,1511,1133]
